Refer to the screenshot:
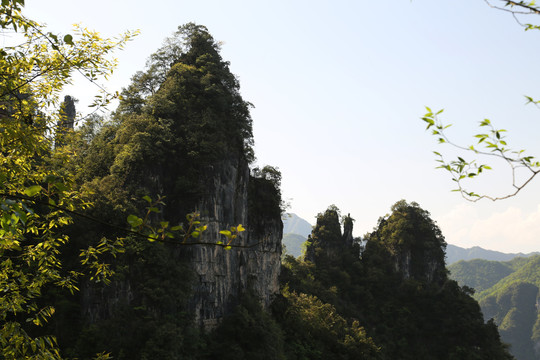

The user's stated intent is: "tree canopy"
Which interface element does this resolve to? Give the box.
[0,1,136,357]
[281,202,514,359]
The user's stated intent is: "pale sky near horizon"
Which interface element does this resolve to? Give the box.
[21,0,540,253]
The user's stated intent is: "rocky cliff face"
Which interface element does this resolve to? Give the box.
[187,157,283,328]
[69,24,283,356]
[80,156,282,331]
[392,244,446,284]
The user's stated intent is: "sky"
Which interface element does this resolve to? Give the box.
[21,0,540,253]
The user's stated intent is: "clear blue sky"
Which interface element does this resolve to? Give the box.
[23,0,540,253]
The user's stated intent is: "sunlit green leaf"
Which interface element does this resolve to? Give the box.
[143,195,152,203]
[24,185,42,197]
[219,230,232,237]
[63,34,73,45]
[127,214,143,227]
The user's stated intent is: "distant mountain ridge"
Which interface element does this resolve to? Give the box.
[446,244,539,265]
[283,214,539,263]
[282,214,313,258]
[282,213,312,238]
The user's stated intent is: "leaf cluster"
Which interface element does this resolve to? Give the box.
[0,1,137,357]
[422,108,540,201]
[422,2,540,201]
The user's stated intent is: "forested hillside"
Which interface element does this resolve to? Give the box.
[208,202,514,359]
[49,23,286,358]
[276,201,512,359]
[446,246,539,266]
[450,256,540,360]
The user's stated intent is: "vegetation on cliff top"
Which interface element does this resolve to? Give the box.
[276,201,512,359]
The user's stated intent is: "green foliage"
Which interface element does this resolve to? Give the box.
[365,200,447,283]
[63,236,200,360]
[488,1,540,31]
[126,196,210,244]
[78,23,257,231]
[0,1,136,357]
[0,3,517,357]
[203,291,285,360]
[282,202,513,359]
[482,282,538,360]
[477,255,540,301]
[449,255,540,359]
[218,224,245,250]
[248,167,284,237]
[422,108,540,201]
[282,233,307,258]
[358,201,513,359]
[39,21,260,359]
[251,166,288,214]
[449,259,515,293]
[123,23,255,163]
[275,289,379,360]
[303,205,345,265]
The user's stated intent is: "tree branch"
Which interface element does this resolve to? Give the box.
[0,192,261,249]
[484,0,540,14]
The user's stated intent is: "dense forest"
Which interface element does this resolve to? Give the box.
[450,256,540,360]
[0,1,518,358]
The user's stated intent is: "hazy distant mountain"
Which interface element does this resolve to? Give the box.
[282,214,313,258]
[446,244,539,265]
[282,213,312,238]
[282,233,307,258]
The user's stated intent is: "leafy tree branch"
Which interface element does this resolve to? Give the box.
[422,1,540,201]
[422,108,540,201]
[0,1,138,358]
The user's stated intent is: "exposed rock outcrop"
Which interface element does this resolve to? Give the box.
[187,157,282,328]
[80,157,283,331]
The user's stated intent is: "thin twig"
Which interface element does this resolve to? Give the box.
[484,0,540,14]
